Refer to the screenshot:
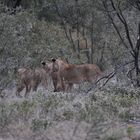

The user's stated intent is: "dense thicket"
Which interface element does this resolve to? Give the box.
[0,0,140,90]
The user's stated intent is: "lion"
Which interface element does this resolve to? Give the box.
[16,67,48,97]
[41,60,72,92]
[51,58,102,91]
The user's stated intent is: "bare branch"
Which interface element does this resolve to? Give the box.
[127,66,135,85]
[110,0,125,24]
[52,0,71,44]
[110,0,134,51]
[102,0,135,57]
[100,72,116,88]
[127,0,140,11]
[118,6,134,51]
[86,60,135,92]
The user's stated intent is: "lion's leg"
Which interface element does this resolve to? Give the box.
[16,83,24,97]
[53,80,58,92]
[61,80,65,92]
[24,83,31,97]
[55,79,65,92]
[67,83,73,92]
[32,80,40,92]
[33,84,38,91]
[42,78,48,90]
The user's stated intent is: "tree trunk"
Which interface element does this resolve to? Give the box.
[134,23,140,86]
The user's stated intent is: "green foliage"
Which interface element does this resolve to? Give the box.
[0,0,140,90]
[119,110,135,122]
[0,102,12,131]
[103,135,119,140]
[127,124,134,138]
[0,86,139,139]
[0,10,69,89]
[0,0,140,139]
[116,96,134,108]
[17,100,35,120]
[31,119,49,132]
[5,100,36,123]
[63,110,74,120]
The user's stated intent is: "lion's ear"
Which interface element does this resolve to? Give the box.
[41,61,46,66]
[51,58,56,62]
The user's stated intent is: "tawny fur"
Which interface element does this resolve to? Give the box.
[42,62,66,92]
[16,67,48,97]
[42,59,102,92]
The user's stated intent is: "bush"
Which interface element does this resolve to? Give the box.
[31,119,49,132]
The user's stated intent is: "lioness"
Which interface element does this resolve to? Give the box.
[42,58,102,92]
[51,58,102,90]
[41,60,72,92]
[16,67,48,97]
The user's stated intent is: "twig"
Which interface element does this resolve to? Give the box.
[99,72,116,88]
[86,60,135,93]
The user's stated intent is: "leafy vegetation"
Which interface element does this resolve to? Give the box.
[0,87,140,139]
[0,0,140,139]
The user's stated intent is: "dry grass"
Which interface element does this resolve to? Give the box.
[0,85,140,140]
